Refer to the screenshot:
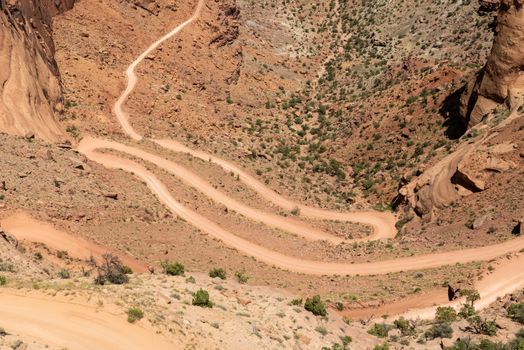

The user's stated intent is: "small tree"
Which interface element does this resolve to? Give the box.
[468,315,497,336]
[460,289,480,307]
[192,289,213,308]
[94,253,129,285]
[304,295,327,316]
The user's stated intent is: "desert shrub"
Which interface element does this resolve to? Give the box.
[122,265,133,274]
[94,253,129,285]
[57,269,71,279]
[0,275,6,286]
[394,317,417,336]
[304,295,327,316]
[508,302,524,324]
[290,298,303,306]
[425,322,453,340]
[335,302,345,311]
[446,330,524,349]
[192,289,213,308]
[127,307,144,323]
[436,306,458,323]
[316,326,328,336]
[209,268,226,280]
[161,261,185,276]
[468,315,497,336]
[235,271,249,284]
[368,323,393,338]
[373,343,389,350]
[459,304,477,319]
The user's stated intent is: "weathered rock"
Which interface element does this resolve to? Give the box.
[473,214,491,229]
[0,0,75,142]
[460,0,524,127]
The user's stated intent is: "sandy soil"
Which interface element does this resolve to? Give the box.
[0,291,174,350]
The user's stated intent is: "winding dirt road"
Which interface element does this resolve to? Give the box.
[78,137,524,276]
[114,0,205,141]
[73,0,524,310]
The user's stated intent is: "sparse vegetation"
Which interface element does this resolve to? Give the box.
[209,268,226,280]
[304,295,327,316]
[127,307,144,323]
[435,306,458,323]
[192,289,213,308]
[508,302,524,324]
[425,322,453,340]
[235,271,249,284]
[94,253,129,285]
[57,269,71,279]
[368,323,393,338]
[161,261,185,276]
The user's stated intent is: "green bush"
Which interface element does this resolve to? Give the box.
[161,261,185,276]
[57,269,71,279]
[436,306,458,323]
[446,329,524,349]
[304,295,327,316]
[459,304,476,319]
[0,275,6,286]
[468,315,497,336]
[460,289,481,306]
[127,307,144,323]
[235,271,249,284]
[209,268,226,280]
[508,302,524,324]
[290,298,303,306]
[368,323,393,338]
[192,289,213,308]
[425,322,453,340]
[373,343,389,350]
[394,317,417,336]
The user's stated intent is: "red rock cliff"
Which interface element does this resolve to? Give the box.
[0,0,74,141]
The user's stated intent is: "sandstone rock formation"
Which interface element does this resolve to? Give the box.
[0,0,74,142]
[395,140,515,217]
[459,0,524,127]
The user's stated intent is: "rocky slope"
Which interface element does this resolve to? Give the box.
[396,0,524,219]
[0,0,74,142]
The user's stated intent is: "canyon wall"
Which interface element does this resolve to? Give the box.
[0,0,74,142]
[459,0,524,127]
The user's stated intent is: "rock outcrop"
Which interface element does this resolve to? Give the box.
[395,139,516,217]
[459,0,524,127]
[0,0,74,142]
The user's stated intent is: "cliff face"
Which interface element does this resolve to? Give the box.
[0,0,74,142]
[459,0,524,127]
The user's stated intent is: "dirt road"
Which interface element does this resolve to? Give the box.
[0,291,174,350]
